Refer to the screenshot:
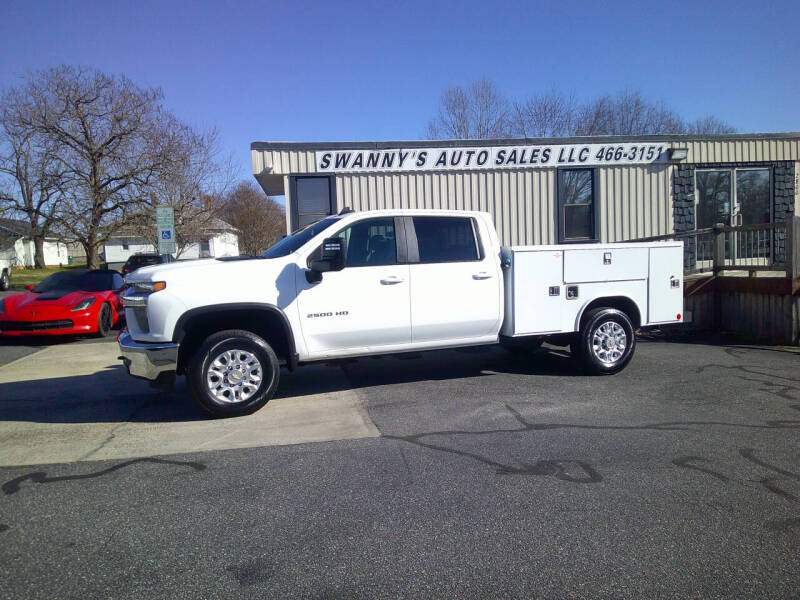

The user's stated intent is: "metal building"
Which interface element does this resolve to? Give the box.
[251,133,799,251]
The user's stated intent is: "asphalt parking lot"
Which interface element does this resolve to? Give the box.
[0,333,798,599]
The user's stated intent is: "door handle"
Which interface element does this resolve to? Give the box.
[380,276,404,285]
[472,272,492,280]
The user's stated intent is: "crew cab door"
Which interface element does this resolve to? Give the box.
[406,216,502,343]
[296,217,411,355]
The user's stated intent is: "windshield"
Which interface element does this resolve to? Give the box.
[260,216,341,259]
[126,255,160,266]
[33,270,119,293]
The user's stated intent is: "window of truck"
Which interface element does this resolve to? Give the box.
[411,216,481,263]
[261,216,341,259]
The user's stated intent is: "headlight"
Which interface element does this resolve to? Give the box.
[71,297,97,312]
[122,281,166,308]
[132,281,166,293]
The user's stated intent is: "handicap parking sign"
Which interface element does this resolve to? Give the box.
[161,230,172,240]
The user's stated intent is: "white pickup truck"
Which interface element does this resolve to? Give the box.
[119,209,683,417]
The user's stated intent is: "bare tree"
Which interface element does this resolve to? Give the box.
[126,120,235,258]
[430,84,736,139]
[684,116,736,135]
[574,91,685,136]
[15,65,170,268]
[510,90,578,138]
[0,87,62,267]
[427,78,511,139]
[219,181,284,256]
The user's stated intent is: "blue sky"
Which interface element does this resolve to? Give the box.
[1,0,798,182]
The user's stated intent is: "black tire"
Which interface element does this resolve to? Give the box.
[574,308,636,375]
[187,329,280,418]
[502,336,544,355]
[95,303,112,337]
[0,271,9,291]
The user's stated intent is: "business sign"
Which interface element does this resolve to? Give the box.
[156,205,176,255]
[316,142,668,173]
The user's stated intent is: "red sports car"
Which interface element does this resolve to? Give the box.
[0,269,125,337]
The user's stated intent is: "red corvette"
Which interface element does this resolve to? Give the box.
[0,270,125,338]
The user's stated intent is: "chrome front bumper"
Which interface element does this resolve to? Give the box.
[118,330,179,381]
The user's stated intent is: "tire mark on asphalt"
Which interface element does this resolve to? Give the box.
[696,363,800,385]
[739,448,799,479]
[2,457,206,495]
[384,400,800,480]
[764,517,800,533]
[672,456,729,482]
[757,477,799,503]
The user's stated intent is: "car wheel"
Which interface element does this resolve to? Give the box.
[187,329,280,418]
[575,308,636,375]
[0,271,8,291]
[95,303,112,337]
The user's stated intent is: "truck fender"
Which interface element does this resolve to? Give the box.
[573,295,643,332]
[172,303,298,371]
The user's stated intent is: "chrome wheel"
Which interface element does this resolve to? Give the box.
[591,321,627,364]
[206,349,263,404]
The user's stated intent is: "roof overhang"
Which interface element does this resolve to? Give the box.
[251,131,800,152]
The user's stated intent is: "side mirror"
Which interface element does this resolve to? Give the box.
[306,237,345,283]
[26,284,34,292]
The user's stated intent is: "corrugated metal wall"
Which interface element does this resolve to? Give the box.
[597,165,672,242]
[333,169,559,245]
[683,138,800,164]
[252,149,316,176]
[251,136,800,245]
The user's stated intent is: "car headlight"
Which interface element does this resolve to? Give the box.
[71,297,97,312]
[122,281,166,308]
[132,281,166,293]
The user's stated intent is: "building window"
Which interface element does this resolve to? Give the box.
[558,168,596,243]
[199,239,211,257]
[292,176,334,231]
[122,239,130,250]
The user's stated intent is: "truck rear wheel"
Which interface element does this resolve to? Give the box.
[574,308,635,375]
[187,329,280,418]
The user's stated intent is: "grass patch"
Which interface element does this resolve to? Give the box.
[9,263,92,289]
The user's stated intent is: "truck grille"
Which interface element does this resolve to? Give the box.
[0,319,74,331]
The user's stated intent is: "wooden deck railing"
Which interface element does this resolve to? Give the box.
[626,216,800,279]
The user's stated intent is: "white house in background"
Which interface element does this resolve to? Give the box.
[0,218,71,267]
[103,216,239,264]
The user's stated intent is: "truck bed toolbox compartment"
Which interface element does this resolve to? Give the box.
[563,247,648,283]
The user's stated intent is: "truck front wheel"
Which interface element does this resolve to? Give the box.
[187,329,280,418]
[574,308,635,375]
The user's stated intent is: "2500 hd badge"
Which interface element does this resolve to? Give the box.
[307,311,349,318]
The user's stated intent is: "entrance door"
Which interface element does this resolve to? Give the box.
[695,168,772,268]
[296,217,411,356]
[734,169,771,265]
[695,170,732,266]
